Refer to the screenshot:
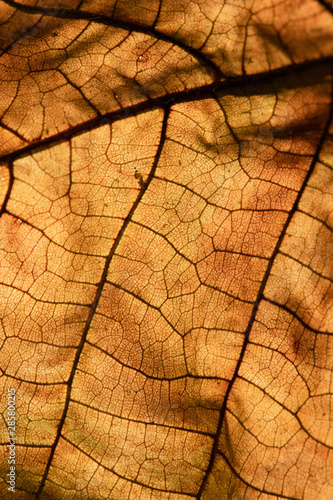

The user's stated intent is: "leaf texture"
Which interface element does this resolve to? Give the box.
[0,0,333,499]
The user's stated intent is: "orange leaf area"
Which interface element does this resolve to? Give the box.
[0,0,333,498]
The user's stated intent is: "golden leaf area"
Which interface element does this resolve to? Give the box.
[0,0,333,498]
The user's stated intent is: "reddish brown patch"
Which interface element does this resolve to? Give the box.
[137,50,151,64]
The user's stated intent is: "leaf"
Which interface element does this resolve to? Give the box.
[0,0,333,498]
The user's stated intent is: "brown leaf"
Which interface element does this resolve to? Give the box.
[0,0,333,498]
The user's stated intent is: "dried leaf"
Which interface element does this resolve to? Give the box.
[0,0,333,498]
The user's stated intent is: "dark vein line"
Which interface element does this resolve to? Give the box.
[0,280,93,307]
[279,250,333,281]
[156,176,291,217]
[0,121,28,142]
[196,77,333,499]
[0,374,66,386]
[152,0,163,29]
[108,266,254,309]
[154,174,233,207]
[2,209,125,258]
[244,340,317,387]
[35,105,171,498]
[0,16,43,57]
[216,449,301,499]
[0,443,51,448]
[227,379,304,424]
[1,0,223,82]
[264,298,333,335]
[0,278,94,306]
[133,218,269,262]
[0,160,14,216]
[241,18,250,77]
[228,380,304,433]
[104,279,184,336]
[235,376,333,449]
[317,0,333,15]
[57,69,102,117]
[70,397,216,437]
[320,156,333,171]
[85,339,229,382]
[60,434,197,497]
[298,208,333,232]
[1,56,332,166]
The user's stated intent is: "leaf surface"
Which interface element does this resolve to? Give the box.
[0,0,333,498]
